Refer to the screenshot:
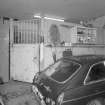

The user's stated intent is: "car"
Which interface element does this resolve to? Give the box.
[32,55,105,105]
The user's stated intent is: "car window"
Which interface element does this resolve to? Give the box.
[45,60,80,83]
[85,61,105,84]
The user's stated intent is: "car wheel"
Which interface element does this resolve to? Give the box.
[0,96,4,105]
[87,98,105,105]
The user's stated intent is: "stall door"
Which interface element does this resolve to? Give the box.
[10,19,40,82]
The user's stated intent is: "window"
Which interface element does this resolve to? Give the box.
[44,60,80,82]
[85,61,105,83]
[13,19,40,44]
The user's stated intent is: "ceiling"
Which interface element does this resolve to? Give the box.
[0,0,105,23]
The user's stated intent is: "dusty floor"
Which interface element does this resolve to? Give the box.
[0,80,41,105]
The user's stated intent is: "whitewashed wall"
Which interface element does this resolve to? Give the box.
[41,19,74,44]
[0,20,9,82]
[88,16,105,44]
[72,46,105,55]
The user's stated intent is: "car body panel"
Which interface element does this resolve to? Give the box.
[33,55,105,105]
[63,80,105,105]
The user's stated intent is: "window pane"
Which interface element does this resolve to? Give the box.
[86,61,105,83]
[45,60,80,82]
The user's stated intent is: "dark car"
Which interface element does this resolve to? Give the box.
[32,55,105,105]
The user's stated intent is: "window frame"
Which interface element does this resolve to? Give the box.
[84,61,105,85]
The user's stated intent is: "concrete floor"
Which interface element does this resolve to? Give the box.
[0,80,41,105]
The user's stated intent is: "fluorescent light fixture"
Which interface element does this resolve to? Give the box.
[44,16,64,22]
[34,15,41,18]
[104,61,105,66]
[34,14,64,21]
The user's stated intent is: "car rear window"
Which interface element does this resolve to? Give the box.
[45,60,80,83]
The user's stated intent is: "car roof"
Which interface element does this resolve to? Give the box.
[63,55,105,65]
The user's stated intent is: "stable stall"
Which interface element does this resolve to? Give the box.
[9,18,105,82]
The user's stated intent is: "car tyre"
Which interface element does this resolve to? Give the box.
[87,98,105,105]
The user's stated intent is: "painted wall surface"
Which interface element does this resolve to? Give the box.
[42,46,65,70]
[41,19,74,45]
[40,19,105,69]
[0,22,9,82]
[90,16,105,27]
[96,28,104,44]
[72,47,105,55]
[88,16,105,44]
[42,45,105,70]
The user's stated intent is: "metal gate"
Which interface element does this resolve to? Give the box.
[10,19,40,82]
